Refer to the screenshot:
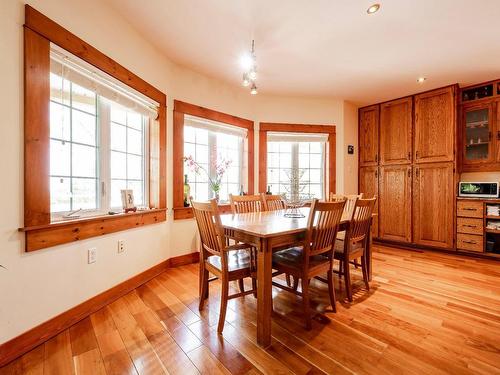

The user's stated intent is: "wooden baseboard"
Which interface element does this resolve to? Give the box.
[0,251,199,367]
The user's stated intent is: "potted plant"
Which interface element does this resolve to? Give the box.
[183,154,232,201]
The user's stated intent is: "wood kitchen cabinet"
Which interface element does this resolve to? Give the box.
[359,105,379,166]
[359,166,379,237]
[378,165,412,243]
[412,162,455,249]
[414,86,455,163]
[380,97,412,165]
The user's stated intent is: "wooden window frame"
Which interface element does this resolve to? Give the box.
[173,100,254,220]
[258,123,336,196]
[20,5,167,251]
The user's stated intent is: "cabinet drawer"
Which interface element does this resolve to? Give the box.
[457,200,483,218]
[457,233,483,252]
[457,217,483,235]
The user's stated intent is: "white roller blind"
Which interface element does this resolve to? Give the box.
[50,44,159,118]
[185,115,248,138]
[267,132,329,143]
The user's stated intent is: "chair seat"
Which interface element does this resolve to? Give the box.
[206,249,252,273]
[272,247,330,274]
[336,230,346,241]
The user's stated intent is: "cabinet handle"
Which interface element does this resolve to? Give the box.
[463,224,477,228]
[463,240,477,244]
[462,208,477,211]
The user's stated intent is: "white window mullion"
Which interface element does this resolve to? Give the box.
[208,132,217,199]
[99,100,111,212]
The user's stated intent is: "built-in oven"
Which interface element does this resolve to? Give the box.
[458,182,499,198]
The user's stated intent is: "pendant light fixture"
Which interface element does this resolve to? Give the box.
[241,40,258,94]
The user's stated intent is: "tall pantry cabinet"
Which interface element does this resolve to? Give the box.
[358,85,456,250]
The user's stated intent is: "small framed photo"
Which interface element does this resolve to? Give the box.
[121,189,135,210]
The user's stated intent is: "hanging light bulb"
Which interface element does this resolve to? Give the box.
[248,68,257,81]
[250,83,258,95]
[242,73,250,87]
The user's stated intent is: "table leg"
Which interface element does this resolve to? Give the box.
[257,237,272,347]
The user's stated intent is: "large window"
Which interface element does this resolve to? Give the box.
[49,46,151,218]
[267,133,327,199]
[23,6,167,252]
[183,115,247,203]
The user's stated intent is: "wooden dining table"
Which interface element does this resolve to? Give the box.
[220,207,373,347]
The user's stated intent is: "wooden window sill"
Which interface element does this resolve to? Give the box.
[173,205,232,220]
[19,209,167,252]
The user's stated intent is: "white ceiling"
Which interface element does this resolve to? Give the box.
[105,0,500,105]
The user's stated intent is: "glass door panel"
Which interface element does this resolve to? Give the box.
[465,107,491,162]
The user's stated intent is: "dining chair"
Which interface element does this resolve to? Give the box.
[229,194,264,214]
[271,199,346,329]
[191,198,257,333]
[262,193,286,211]
[334,197,376,302]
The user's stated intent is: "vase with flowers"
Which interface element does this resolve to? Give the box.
[183,154,232,202]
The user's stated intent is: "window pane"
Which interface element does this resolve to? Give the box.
[184,126,196,143]
[268,142,279,152]
[268,153,280,168]
[299,153,309,168]
[280,142,292,153]
[127,112,142,130]
[72,178,97,210]
[299,143,309,153]
[50,73,70,105]
[268,168,279,183]
[72,144,96,178]
[184,143,195,159]
[50,102,70,141]
[310,142,322,153]
[127,128,143,155]
[50,139,70,176]
[71,82,96,115]
[111,151,126,179]
[128,180,144,206]
[310,169,321,183]
[127,154,143,180]
[111,179,127,208]
[195,129,208,145]
[50,176,70,212]
[196,145,209,163]
[111,123,126,152]
[310,154,322,166]
[72,109,96,146]
[111,106,127,125]
[279,153,292,168]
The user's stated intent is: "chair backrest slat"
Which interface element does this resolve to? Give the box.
[262,193,286,211]
[329,193,363,220]
[191,199,225,256]
[305,199,345,258]
[230,194,264,214]
[347,197,376,246]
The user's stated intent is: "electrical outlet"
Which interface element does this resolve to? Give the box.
[118,240,125,253]
[88,248,97,264]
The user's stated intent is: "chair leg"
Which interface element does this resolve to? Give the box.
[285,273,292,287]
[217,277,229,334]
[338,260,343,293]
[344,258,353,302]
[354,258,359,269]
[238,278,245,293]
[251,277,257,298]
[327,271,337,313]
[302,278,312,330]
[361,255,370,291]
[199,268,209,310]
[292,275,299,291]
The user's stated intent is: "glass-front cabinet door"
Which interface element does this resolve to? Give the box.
[463,103,493,164]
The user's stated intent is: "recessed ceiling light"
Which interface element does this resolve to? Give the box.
[367,4,380,14]
[417,77,427,83]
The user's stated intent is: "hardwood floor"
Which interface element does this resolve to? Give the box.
[1,245,500,374]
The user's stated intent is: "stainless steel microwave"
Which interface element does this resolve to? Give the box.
[458,182,499,198]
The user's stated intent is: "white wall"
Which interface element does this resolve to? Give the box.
[0,0,357,343]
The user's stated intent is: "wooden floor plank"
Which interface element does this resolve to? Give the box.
[1,246,499,375]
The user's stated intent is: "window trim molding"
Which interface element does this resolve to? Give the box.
[258,122,336,196]
[173,100,255,220]
[21,5,167,251]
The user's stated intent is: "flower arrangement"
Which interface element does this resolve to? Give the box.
[183,154,232,200]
